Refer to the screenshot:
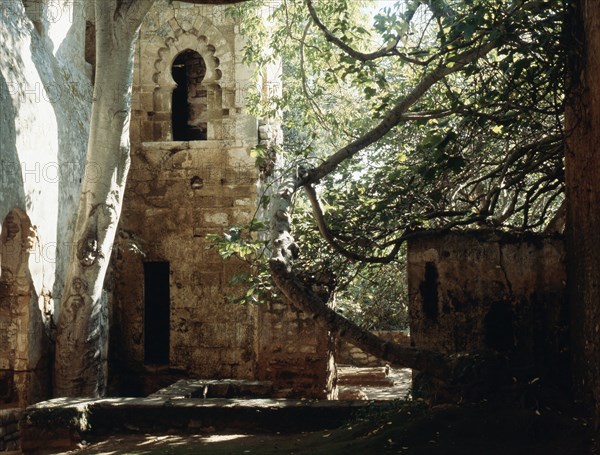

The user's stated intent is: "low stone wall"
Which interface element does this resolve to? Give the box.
[336,331,411,367]
[0,409,22,452]
[21,397,375,453]
[256,301,333,399]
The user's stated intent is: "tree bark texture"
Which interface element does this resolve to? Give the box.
[54,0,152,397]
[565,0,600,419]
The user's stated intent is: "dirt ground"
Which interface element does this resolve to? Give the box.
[67,400,596,455]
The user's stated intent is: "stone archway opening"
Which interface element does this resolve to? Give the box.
[171,49,207,141]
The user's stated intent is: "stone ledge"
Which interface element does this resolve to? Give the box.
[22,397,381,453]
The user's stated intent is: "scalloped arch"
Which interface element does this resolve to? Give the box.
[152,22,233,88]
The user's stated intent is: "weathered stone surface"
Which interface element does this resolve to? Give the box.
[407,231,568,387]
[1,0,332,404]
[336,331,411,367]
[21,395,374,451]
[336,367,393,387]
[110,1,331,399]
[149,379,274,399]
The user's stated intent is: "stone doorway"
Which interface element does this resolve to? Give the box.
[143,261,170,366]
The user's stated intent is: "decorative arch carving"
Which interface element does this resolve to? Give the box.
[145,22,233,142]
[153,33,223,88]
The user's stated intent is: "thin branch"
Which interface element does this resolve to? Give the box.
[305,38,498,185]
[306,0,401,62]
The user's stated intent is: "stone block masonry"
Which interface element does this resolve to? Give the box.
[256,301,333,398]
[407,230,569,389]
[336,331,410,367]
[0,0,331,405]
[0,409,22,452]
[109,1,332,399]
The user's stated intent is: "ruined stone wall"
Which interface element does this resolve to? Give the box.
[111,140,260,394]
[0,210,50,408]
[0,0,332,401]
[407,231,568,386]
[110,2,259,395]
[256,302,333,398]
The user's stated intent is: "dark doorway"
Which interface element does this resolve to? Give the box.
[144,261,170,365]
[420,262,439,322]
[171,49,207,141]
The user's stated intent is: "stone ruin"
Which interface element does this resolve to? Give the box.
[105,1,335,400]
[0,0,570,422]
[407,230,570,393]
[0,1,335,412]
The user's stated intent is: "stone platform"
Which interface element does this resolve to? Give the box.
[21,395,373,454]
[148,378,274,399]
[20,374,413,453]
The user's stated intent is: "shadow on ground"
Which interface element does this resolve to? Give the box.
[69,400,595,455]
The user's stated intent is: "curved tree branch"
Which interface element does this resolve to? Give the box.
[304,38,498,185]
[269,246,451,379]
[304,183,402,263]
[305,0,401,62]
[268,0,557,379]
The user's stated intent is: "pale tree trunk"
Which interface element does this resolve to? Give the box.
[54,0,153,397]
[565,0,600,419]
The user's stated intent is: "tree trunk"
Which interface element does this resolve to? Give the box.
[564,0,600,419]
[51,0,250,398]
[54,0,152,397]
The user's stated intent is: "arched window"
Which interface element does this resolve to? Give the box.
[171,49,207,141]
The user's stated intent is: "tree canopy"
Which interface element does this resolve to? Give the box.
[216,0,566,335]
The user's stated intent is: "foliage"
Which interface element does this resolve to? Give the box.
[335,260,410,331]
[214,0,566,328]
[205,221,277,305]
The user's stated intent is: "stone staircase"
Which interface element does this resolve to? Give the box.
[337,366,412,400]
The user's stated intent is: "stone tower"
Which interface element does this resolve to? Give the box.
[110,1,334,398]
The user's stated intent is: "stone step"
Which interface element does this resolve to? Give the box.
[148,379,274,399]
[21,396,377,454]
[337,366,394,387]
